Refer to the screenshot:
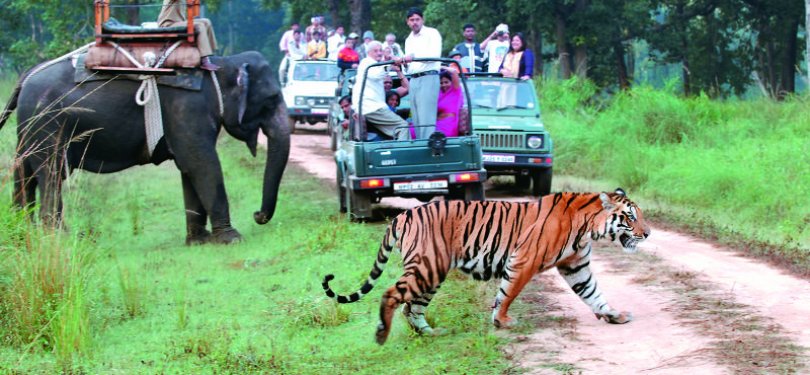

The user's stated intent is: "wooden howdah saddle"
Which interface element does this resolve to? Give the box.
[87,0,203,75]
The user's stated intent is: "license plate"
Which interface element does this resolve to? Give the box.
[311,108,328,115]
[482,154,515,163]
[393,180,448,192]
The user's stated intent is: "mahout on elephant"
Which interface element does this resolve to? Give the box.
[0,51,291,244]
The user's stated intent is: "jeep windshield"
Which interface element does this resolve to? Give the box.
[293,63,340,82]
[467,79,537,111]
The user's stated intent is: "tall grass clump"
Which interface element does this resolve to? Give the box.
[539,80,810,258]
[0,226,95,370]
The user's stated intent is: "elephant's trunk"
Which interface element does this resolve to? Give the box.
[254,101,291,225]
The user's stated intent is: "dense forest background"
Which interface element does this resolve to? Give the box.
[0,0,807,98]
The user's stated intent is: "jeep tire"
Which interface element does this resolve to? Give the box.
[531,167,553,197]
[347,189,372,222]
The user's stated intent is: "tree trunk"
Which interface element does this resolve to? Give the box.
[555,14,572,79]
[779,15,799,97]
[677,3,690,96]
[327,0,340,28]
[806,0,810,85]
[681,34,691,96]
[347,0,371,35]
[613,40,630,90]
[573,0,589,78]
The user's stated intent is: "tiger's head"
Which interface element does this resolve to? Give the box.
[599,188,651,253]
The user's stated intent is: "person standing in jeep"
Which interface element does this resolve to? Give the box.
[353,41,410,140]
[397,7,442,139]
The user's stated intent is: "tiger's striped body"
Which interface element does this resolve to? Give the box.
[323,189,650,345]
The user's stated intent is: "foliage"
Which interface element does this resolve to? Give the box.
[0,131,517,373]
[539,77,810,251]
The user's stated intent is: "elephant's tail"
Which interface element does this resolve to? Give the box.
[0,80,21,130]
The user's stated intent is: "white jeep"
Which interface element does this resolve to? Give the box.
[281,59,340,133]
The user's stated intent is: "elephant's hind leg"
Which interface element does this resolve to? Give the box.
[13,159,37,217]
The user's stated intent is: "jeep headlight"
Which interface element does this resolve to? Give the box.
[307,98,316,106]
[527,135,544,149]
[295,96,305,106]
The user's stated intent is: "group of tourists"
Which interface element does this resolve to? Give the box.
[280,8,536,141]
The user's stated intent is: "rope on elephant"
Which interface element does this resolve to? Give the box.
[210,70,224,118]
[20,42,94,88]
[108,40,184,156]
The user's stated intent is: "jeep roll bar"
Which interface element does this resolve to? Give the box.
[355,57,472,142]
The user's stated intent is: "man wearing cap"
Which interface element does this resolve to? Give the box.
[307,30,327,59]
[396,7,442,139]
[353,41,410,141]
[452,24,484,73]
[481,23,510,74]
[305,15,326,43]
[357,30,375,59]
[327,26,345,60]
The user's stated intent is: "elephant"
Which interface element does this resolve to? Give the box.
[0,51,290,244]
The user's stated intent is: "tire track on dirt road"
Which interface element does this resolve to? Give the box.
[272,130,809,373]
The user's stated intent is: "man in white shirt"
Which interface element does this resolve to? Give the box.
[278,23,300,82]
[397,7,442,139]
[482,24,510,74]
[327,26,345,60]
[353,41,409,140]
[287,30,306,61]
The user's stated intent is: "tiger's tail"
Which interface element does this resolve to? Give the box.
[322,218,399,304]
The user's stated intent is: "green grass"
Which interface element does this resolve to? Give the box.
[539,77,810,272]
[0,126,514,373]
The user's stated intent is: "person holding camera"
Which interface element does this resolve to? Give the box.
[481,24,510,74]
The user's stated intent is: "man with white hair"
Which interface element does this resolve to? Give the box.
[353,41,409,140]
[384,33,403,57]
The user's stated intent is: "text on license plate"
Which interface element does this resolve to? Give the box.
[393,180,448,192]
[311,108,328,115]
[482,154,515,163]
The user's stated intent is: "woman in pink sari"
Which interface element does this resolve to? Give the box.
[435,67,462,137]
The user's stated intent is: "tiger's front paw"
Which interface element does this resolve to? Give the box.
[595,311,633,324]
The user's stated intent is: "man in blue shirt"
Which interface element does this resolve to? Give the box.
[452,23,484,73]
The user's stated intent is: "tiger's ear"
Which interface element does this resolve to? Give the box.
[615,187,626,196]
[600,192,616,211]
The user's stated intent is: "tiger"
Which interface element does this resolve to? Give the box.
[322,188,651,345]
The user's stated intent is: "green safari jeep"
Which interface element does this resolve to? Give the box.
[335,59,486,220]
[465,74,553,196]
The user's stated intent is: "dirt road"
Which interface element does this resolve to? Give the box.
[278,126,809,374]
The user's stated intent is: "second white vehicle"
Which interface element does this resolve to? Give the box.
[281,59,340,133]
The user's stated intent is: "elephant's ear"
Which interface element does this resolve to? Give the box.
[237,63,249,125]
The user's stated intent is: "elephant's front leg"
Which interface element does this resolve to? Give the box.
[173,145,241,245]
[556,250,632,324]
[181,173,211,245]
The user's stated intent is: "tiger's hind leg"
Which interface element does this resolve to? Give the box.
[402,286,443,335]
[557,249,632,324]
[377,271,434,345]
